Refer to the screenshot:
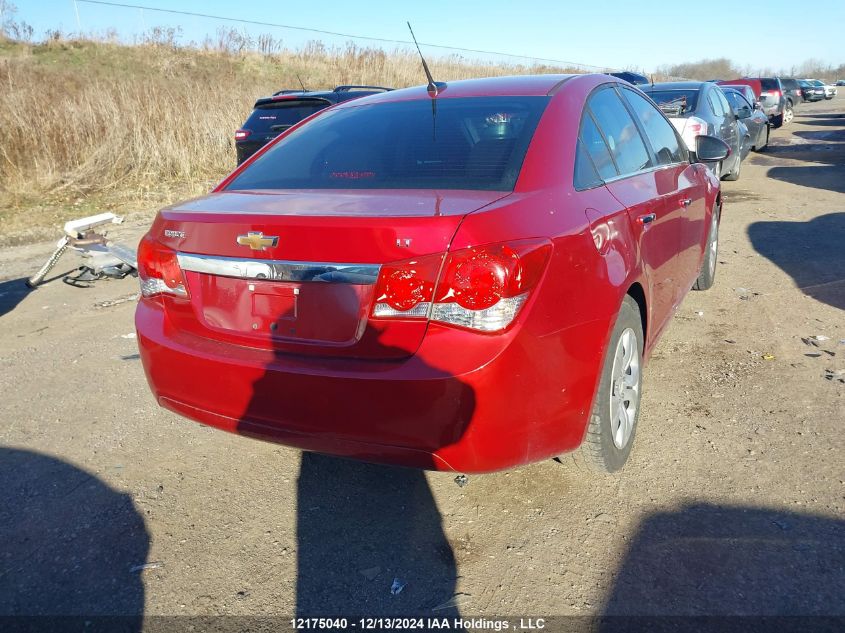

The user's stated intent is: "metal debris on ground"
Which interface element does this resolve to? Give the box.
[26,212,137,288]
[762,353,775,361]
[129,561,163,573]
[454,474,469,487]
[120,333,136,339]
[390,578,406,596]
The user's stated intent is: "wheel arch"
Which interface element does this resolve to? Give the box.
[625,282,648,346]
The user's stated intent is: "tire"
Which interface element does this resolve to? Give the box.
[693,205,720,291]
[783,104,794,125]
[772,113,784,128]
[574,296,644,473]
[722,154,741,181]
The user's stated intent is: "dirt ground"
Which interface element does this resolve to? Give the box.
[1,98,843,627]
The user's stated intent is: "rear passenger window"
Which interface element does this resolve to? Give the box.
[621,88,686,165]
[587,88,653,176]
[578,113,617,182]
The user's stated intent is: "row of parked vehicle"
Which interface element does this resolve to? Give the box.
[607,74,839,182]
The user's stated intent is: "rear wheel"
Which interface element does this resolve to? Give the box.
[783,104,794,125]
[573,297,643,473]
[693,205,720,291]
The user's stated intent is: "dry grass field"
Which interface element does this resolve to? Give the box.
[0,34,582,243]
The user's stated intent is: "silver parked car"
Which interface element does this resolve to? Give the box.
[640,81,742,181]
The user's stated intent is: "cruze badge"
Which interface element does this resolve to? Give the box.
[237,231,278,251]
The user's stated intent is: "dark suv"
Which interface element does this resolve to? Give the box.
[235,85,393,164]
[778,78,803,116]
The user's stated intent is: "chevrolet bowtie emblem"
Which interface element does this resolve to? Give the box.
[237,231,278,251]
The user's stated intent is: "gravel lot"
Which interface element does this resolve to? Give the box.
[1,98,843,626]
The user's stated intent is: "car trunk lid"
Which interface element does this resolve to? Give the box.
[151,189,510,359]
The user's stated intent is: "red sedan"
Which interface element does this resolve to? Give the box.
[136,74,729,474]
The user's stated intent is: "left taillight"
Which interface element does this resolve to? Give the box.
[137,235,189,300]
[371,238,551,333]
[234,129,251,140]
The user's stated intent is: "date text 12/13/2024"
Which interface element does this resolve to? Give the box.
[291,618,546,630]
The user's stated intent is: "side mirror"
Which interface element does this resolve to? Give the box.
[695,135,731,163]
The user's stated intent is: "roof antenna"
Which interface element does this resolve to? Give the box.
[407,22,443,97]
[296,73,307,92]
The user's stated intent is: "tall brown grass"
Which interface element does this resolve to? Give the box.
[0,35,583,205]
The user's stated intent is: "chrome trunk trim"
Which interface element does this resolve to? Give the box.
[177,253,381,285]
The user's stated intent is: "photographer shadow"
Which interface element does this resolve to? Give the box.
[234,282,473,618]
[0,447,149,623]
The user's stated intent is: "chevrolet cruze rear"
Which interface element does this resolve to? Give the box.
[137,74,725,473]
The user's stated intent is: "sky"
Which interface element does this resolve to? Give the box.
[11,0,845,72]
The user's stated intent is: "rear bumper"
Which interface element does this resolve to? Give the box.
[136,299,606,473]
[235,142,265,165]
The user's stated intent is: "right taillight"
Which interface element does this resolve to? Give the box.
[371,239,551,333]
[681,116,708,151]
[234,129,251,140]
[137,235,189,300]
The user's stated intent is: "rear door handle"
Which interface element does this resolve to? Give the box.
[680,198,692,208]
[637,213,657,226]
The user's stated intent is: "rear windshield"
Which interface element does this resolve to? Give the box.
[640,89,699,115]
[226,96,549,192]
[243,100,331,134]
[760,78,779,90]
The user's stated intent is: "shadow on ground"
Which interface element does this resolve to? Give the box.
[0,278,34,318]
[601,504,845,630]
[0,448,148,622]
[294,454,461,616]
[766,165,845,194]
[748,212,845,309]
[794,114,845,127]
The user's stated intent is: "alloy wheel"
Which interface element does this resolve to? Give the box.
[609,328,640,450]
[784,107,794,125]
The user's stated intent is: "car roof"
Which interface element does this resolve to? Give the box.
[253,86,392,108]
[640,81,711,91]
[334,74,578,107]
